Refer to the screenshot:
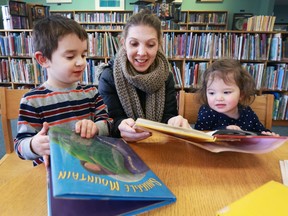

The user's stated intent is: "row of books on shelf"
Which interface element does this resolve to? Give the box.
[171,61,209,89]
[272,93,288,121]
[73,12,132,24]
[82,59,104,85]
[2,15,29,30]
[0,58,107,87]
[182,26,227,31]
[0,33,33,56]
[0,58,47,84]
[1,4,29,29]
[2,56,287,92]
[9,58,34,84]
[152,2,181,21]
[170,61,288,92]
[87,32,121,58]
[2,31,288,61]
[0,31,121,58]
[247,15,276,32]
[179,12,227,25]
[1,2,50,30]
[81,24,124,30]
[163,32,285,60]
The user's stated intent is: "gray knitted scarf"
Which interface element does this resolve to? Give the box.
[113,47,170,121]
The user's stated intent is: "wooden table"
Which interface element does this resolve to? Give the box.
[0,133,287,216]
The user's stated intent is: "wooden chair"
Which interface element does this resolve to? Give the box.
[178,90,274,130]
[250,94,274,130]
[0,88,35,188]
[0,87,29,154]
[178,90,201,125]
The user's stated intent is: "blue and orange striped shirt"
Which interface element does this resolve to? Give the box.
[14,82,112,165]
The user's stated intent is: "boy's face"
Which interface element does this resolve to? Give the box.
[45,33,88,89]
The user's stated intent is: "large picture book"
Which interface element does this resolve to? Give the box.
[48,125,176,216]
[135,118,288,154]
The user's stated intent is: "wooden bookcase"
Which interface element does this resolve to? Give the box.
[50,10,133,30]
[0,10,287,126]
[8,0,29,29]
[178,11,228,30]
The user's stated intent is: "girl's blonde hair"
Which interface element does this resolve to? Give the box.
[198,59,256,106]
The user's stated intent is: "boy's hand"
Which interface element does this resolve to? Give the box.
[75,119,98,138]
[30,122,50,160]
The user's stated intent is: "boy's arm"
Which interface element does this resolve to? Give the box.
[98,69,126,137]
[94,93,113,136]
[14,97,42,160]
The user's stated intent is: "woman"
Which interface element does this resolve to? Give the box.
[98,10,190,142]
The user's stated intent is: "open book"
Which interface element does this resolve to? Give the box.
[135,118,288,154]
[47,125,176,216]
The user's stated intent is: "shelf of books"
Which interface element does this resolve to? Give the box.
[50,10,133,30]
[178,11,228,30]
[162,30,288,125]
[0,29,41,89]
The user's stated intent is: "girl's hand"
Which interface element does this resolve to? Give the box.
[261,131,280,136]
[226,125,242,130]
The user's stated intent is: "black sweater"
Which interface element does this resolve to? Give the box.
[98,61,179,137]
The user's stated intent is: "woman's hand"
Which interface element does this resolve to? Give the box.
[119,118,151,142]
[167,115,191,128]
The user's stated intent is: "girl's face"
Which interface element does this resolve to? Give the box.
[206,73,241,119]
[44,33,88,89]
[123,25,159,73]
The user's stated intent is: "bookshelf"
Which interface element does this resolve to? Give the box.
[50,10,133,30]
[0,9,287,126]
[2,1,49,30]
[178,11,228,30]
[8,0,29,29]
[0,29,42,89]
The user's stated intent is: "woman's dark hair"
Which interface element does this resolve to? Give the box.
[122,9,162,46]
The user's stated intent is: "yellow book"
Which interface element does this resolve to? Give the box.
[135,118,216,142]
[135,118,288,154]
[216,181,288,216]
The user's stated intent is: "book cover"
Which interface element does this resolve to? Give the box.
[135,118,288,154]
[48,125,176,216]
[216,181,288,216]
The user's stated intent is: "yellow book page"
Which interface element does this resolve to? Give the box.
[217,181,288,216]
[135,118,215,142]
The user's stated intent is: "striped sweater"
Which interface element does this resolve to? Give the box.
[14,82,112,165]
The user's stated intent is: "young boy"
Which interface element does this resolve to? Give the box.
[14,15,112,166]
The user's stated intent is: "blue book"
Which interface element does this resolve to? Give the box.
[47,125,176,216]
